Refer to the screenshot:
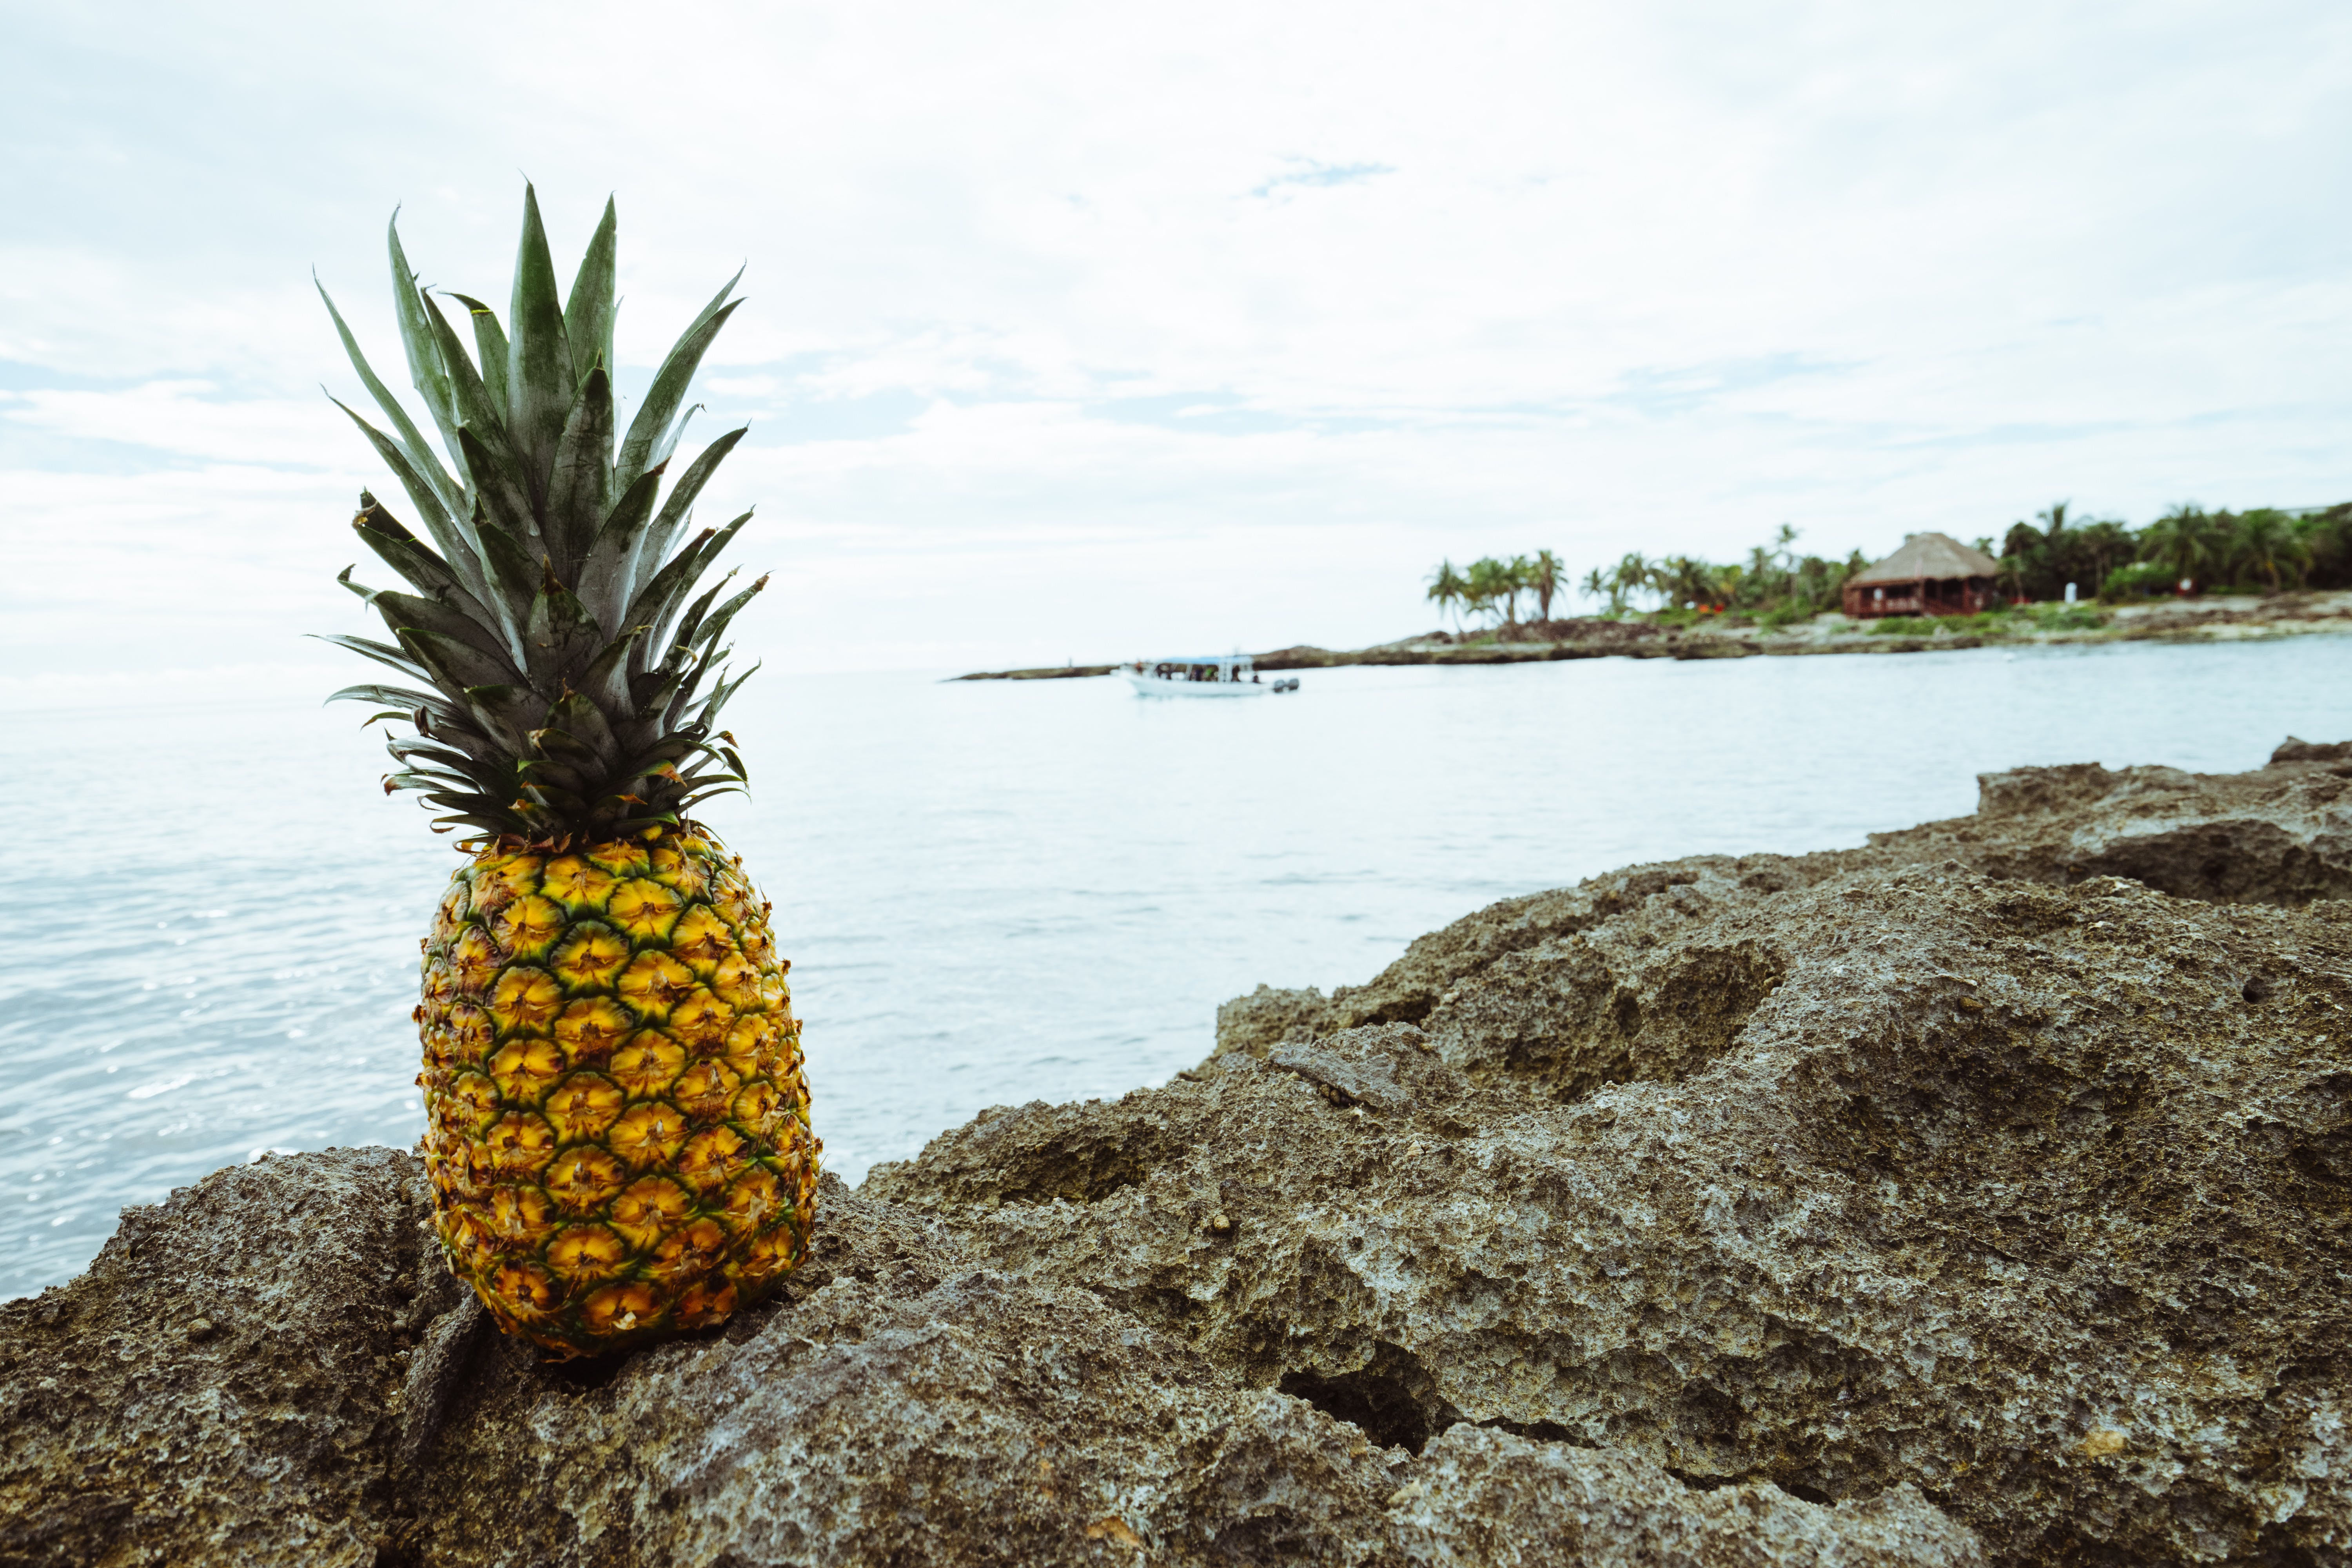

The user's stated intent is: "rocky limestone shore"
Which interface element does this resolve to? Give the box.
[6,742,2350,1566]
[953,592,2352,678]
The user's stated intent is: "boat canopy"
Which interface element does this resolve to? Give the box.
[1128,653,1258,684]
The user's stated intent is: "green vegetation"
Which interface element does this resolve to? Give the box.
[2031,604,2109,632]
[1426,550,1566,627]
[1863,603,2112,638]
[1561,526,1870,622]
[2100,562,2176,600]
[1430,498,2352,633]
[1869,615,1988,637]
[1566,524,1870,621]
[1996,499,2352,601]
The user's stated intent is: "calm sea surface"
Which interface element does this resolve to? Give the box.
[5,635,2349,1298]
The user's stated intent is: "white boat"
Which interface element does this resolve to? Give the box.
[1123,654,1290,697]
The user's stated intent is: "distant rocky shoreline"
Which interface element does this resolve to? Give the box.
[6,741,2351,1564]
[954,588,2352,680]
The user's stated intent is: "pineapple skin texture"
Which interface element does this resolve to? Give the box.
[414,827,818,1357]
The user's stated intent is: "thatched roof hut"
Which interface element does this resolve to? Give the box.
[1843,532,2001,618]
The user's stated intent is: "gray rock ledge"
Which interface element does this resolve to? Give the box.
[8,742,2352,1566]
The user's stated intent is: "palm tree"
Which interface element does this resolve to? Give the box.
[2139,505,2221,593]
[1608,553,1651,613]
[2296,506,2352,588]
[1466,556,1519,625]
[1579,566,1610,614]
[1526,550,1563,621]
[2000,520,2045,559]
[2234,509,2308,594]
[1425,560,1468,628]
[1997,552,2031,604]
[1654,555,1721,611]
[2076,520,2133,592]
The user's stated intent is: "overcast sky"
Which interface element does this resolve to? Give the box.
[4,0,2348,694]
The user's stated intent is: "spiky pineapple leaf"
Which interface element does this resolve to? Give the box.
[628,671,694,737]
[521,581,603,688]
[444,293,513,424]
[327,192,766,841]
[470,508,546,610]
[388,735,501,773]
[546,363,614,577]
[650,403,702,475]
[367,588,523,672]
[531,725,608,773]
[330,401,490,601]
[690,575,769,655]
[388,723,509,775]
[317,281,467,526]
[671,571,736,655]
[315,633,426,681]
[429,303,541,548]
[660,648,723,729]
[426,812,524,837]
[461,685,541,760]
[399,625,527,694]
[630,512,753,657]
[454,427,543,564]
[692,660,762,728]
[387,752,508,795]
[386,212,470,487]
[506,185,577,501]
[545,691,624,765]
[581,468,666,635]
[680,266,745,345]
[351,503,519,660]
[578,625,645,712]
[328,681,461,720]
[629,425,747,595]
[615,298,741,497]
[564,197,618,392]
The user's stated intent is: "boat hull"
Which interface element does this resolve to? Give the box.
[1123,671,1267,698]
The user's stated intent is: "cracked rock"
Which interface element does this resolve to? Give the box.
[10,741,2352,1565]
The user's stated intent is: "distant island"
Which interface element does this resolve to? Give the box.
[956,500,2352,681]
[1457,499,2352,625]
[953,589,2352,681]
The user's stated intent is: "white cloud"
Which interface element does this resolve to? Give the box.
[1,0,2347,689]
[2,381,348,464]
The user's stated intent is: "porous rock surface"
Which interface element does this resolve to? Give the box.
[8,742,2351,1565]
[1216,735,2352,1056]
[0,1149,440,1567]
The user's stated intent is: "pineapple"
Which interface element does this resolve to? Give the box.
[318,188,817,1357]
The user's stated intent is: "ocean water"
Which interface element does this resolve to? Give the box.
[5,635,2349,1299]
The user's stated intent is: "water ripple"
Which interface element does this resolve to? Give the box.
[4,639,2347,1297]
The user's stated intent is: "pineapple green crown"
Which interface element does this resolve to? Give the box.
[320,186,762,846]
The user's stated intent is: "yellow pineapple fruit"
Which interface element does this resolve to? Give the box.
[318,187,817,1356]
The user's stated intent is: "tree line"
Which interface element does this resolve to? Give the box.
[1422,552,1566,626]
[1428,526,1867,629]
[1427,499,2352,628]
[1995,500,2352,601]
